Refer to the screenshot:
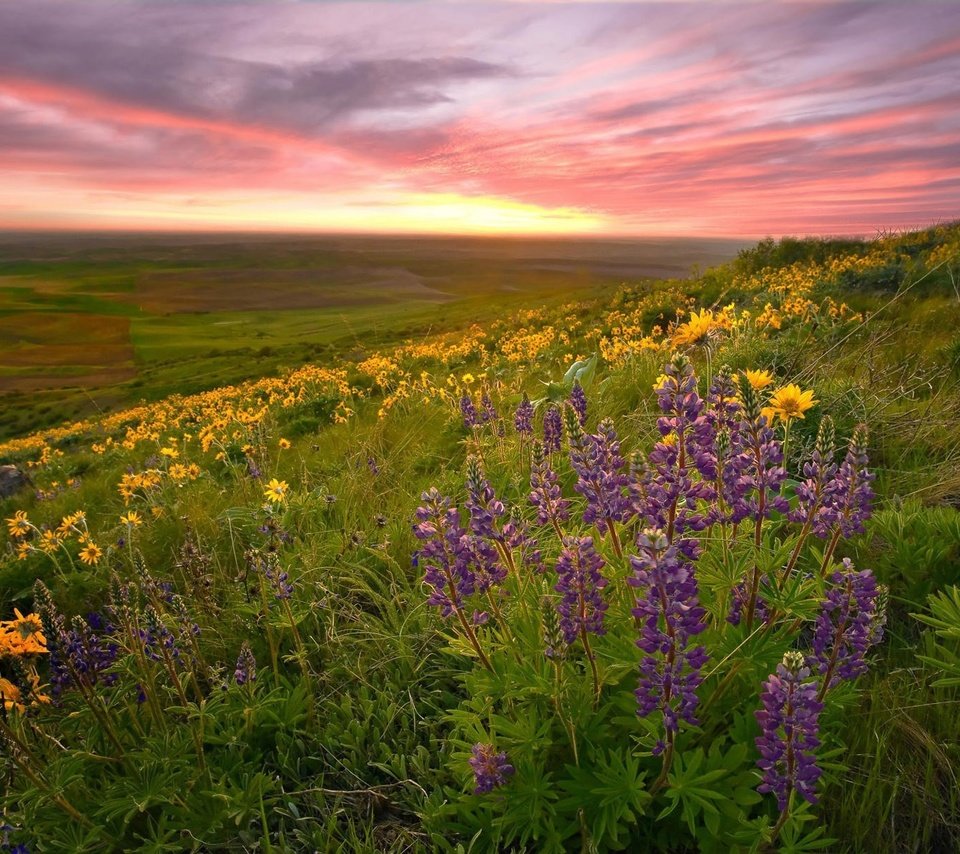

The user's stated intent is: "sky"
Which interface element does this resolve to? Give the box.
[1,1,959,237]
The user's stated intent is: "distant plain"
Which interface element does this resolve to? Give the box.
[0,233,747,439]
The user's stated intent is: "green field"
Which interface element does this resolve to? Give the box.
[2,226,959,852]
[0,233,746,439]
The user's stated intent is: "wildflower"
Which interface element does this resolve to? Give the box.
[744,369,775,391]
[567,412,632,533]
[553,536,609,644]
[413,488,475,619]
[569,380,588,426]
[459,394,479,429]
[764,384,817,424]
[514,393,534,435]
[160,446,179,459]
[6,510,31,540]
[469,743,515,794]
[278,438,291,450]
[263,478,288,503]
[78,542,102,565]
[119,511,143,527]
[529,441,571,530]
[461,372,476,386]
[0,609,47,657]
[235,641,257,685]
[465,456,507,542]
[755,651,823,811]
[672,309,718,347]
[826,425,875,537]
[789,416,840,538]
[630,529,708,746]
[542,405,563,454]
[809,561,884,695]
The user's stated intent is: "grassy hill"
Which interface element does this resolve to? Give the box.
[1,224,959,852]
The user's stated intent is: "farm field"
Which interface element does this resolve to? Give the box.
[0,233,746,440]
[2,224,959,851]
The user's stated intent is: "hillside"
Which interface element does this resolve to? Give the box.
[2,224,960,852]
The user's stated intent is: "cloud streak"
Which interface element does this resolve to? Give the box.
[1,1,958,235]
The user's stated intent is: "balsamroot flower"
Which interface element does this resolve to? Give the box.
[413,488,475,619]
[529,441,571,530]
[514,393,534,435]
[569,380,588,426]
[553,536,609,645]
[809,561,885,695]
[542,405,563,454]
[630,530,708,745]
[469,743,515,794]
[755,651,823,811]
[763,384,818,424]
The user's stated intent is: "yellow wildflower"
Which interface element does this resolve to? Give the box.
[264,478,289,503]
[278,438,291,450]
[6,510,31,539]
[79,542,102,565]
[120,511,143,527]
[765,384,818,423]
[744,369,775,391]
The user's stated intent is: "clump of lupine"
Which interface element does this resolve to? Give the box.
[414,354,887,849]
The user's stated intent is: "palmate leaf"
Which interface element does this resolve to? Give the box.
[913,585,960,686]
[658,747,733,838]
[556,750,650,849]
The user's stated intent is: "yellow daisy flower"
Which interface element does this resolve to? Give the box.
[765,384,818,423]
[264,478,289,503]
[78,542,102,565]
[743,369,774,391]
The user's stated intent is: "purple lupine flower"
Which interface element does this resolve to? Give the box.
[479,391,503,435]
[789,416,840,537]
[569,380,588,427]
[725,375,789,525]
[46,612,119,698]
[756,651,823,811]
[727,577,770,626]
[542,405,563,454]
[567,410,632,531]
[465,455,507,543]
[469,743,515,794]
[140,606,179,663]
[809,561,884,693]
[706,366,742,432]
[462,534,506,602]
[503,515,544,574]
[639,356,717,548]
[529,441,571,529]
[413,487,475,618]
[235,641,257,685]
[826,426,875,538]
[514,393,534,435]
[630,529,708,746]
[460,394,479,429]
[366,455,380,476]
[553,536,609,644]
[246,458,262,480]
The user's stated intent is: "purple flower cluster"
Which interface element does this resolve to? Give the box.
[630,529,708,745]
[639,356,717,543]
[465,455,507,543]
[755,651,823,811]
[529,441,571,529]
[47,612,119,698]
[460,394,479,429]
[789,416,839,537]
[553,536,609,644]
[723,376,789,526]
[727,577,770,627]
[569,380,588,427]
[234,641,257,685]
[830,426,875,537]
[514,393,534,435]
[542,405,563,454]
[809,560,884,691]
[413,488,475,619]
[567,410,632,530]
[469,743,515,794]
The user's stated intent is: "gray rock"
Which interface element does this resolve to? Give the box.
[0,465,30,498]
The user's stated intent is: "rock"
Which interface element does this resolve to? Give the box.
[0,465,30,498]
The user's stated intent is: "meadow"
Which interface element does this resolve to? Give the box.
[1,225,959,852]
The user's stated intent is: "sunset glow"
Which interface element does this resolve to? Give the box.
[2,1,959,237]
